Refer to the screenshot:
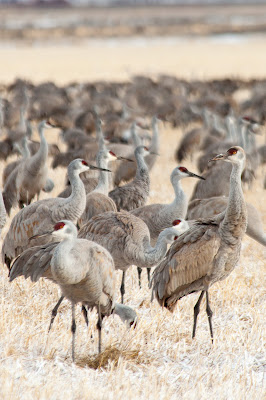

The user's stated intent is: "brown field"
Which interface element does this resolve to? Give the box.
[0,23,265,400]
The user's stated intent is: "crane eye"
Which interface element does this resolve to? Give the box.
[174,236,178,240]
[144,146,149,151]
[54,222,65,231]
[82,160,88,166]
[179,167,187,173]
[228,148,238,155]
[172,219,181,226]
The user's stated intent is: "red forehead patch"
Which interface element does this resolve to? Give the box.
[227,148,238,155]
[82,160,88,166]
[172,219,181,226]
[179,167,188,173]
[54,222,65,231]
[109,151,116,157]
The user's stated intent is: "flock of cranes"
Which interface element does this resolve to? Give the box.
[0,77,265,362]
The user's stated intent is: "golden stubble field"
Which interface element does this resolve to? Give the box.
[0,36,265,399]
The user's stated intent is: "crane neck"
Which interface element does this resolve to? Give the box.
[220,161,247,243]
[150,118,159,153]
[135,151,149,179]
[93,153,109,195]
[143,231,170,266]
[170,177,187,216]
[63,169,86,220]
[27,123,48,171]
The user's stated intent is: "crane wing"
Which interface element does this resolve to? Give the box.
[152,222,221,310]
[9,242,59,283]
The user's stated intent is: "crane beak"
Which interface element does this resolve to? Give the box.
[89,165,111,172]
[150,151,160,156]
[116,156,134,162]
[188,171,205,180]
[30,231,52,241]
[209,153,226,162]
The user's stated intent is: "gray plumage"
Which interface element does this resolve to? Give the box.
[109,146,151,211]
[131,166,204,246]
[2,159,108,269]
[187,197,266,247]
[2,121,54,214]
[152,146,248,340]
[78,211,189,302]
[0,189,6,235]
[9,220,137,361]
[78,149,119,227]
[114,117,159,186]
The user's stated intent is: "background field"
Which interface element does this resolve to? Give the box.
[0,4,265,400]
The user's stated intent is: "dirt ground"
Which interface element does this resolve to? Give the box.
[0,16,265,400]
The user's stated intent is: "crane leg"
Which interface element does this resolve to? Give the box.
[81,305,89,326]
[97,304,102,354]
[48,295,64,332]
[137,267,142,288]
[147,268,151,285]
[120,271,126,304]
[71,303,76,362]
[192,290,204,339]
[205,291,214,343]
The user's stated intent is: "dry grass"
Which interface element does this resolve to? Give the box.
[0,34,266,399]
[0,121,265,400]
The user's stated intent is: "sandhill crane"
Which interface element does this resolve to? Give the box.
[113,117,159,186]
[187,197,266,247]
[78,149,133,227]
[2,121,55,214]
[78,211,189,303]
[9,220,137,361]
[2,136,30,186]
[109,146,154,212]
[2,159,110,271]
[152,146,248,341]
[131,166,205,286]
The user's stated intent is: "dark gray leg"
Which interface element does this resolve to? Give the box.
[147,268,151,285]
[205,291,214,343]
[120,271,125,304]
[48,295,64,332]
[137,267,142,288]
[81,305,89,326]
[192,291,205,339]
[71,303,76,362]
[97,304,102,354]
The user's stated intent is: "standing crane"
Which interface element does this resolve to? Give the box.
[109,146,154,212]
[2,159,110,271]
[78,211,189,303]
[152,146,248,341]
[78,149,133,227]
[2,121,55,214]
[9,220,137,361]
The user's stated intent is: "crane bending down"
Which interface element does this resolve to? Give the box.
[151,146,247,341]
[2,159,110,271]
[78,211,189,303]
[9,220,137,361]
[131,166,205,286]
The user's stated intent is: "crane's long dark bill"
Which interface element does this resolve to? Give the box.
[188,172,205,180]
[209,154,225,162]
[89,165,111,172]
[117,156,134,162]
[30,231,52,240]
